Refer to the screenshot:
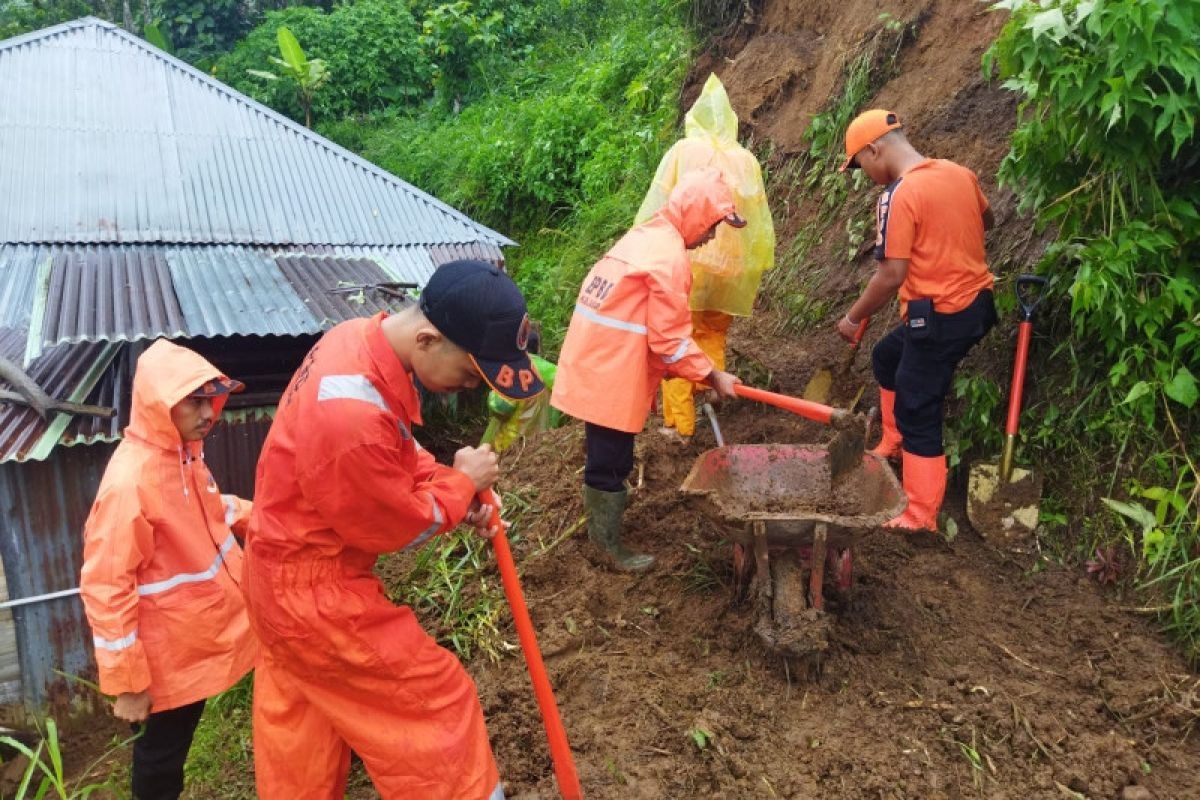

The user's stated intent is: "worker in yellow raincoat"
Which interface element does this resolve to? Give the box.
[635,73,775,440]
[481,343,560,453]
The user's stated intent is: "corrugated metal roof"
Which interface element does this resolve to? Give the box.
[168,249,315,338]
[0,328,123,463]
[7,243,488,359]
[0,17,513,249]
[276,255,398,328]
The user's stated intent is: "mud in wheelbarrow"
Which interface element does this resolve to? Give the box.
[681,444,905,660]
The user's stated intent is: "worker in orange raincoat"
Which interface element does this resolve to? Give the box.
[635,74,775,442]
[244,260,543,800]
[80,340,257,800]
[552,167,744,571]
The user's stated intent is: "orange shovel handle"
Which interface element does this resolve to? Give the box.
[731,384,840,425]
[479,488,583,800]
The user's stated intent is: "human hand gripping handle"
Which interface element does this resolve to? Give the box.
[707,369,741,400]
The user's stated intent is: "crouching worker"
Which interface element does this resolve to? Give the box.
[553,167,744,572]
[481,328,561,453]
[80,340,257,800]
[835,110,997,531]
[244,260,541,799]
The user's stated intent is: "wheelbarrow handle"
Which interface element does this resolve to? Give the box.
[730,384,845,426]
[478,489,584,799]
[1014,274,1048,322]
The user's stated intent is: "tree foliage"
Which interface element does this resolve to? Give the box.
[985,0,1199,659]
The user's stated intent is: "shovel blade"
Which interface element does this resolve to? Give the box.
[967,461,1043,547]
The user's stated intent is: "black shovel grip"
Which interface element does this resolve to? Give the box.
[1015,274,1048,322]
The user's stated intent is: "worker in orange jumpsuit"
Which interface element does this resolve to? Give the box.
[80,340,257,800]
[553,167,744,571]
[836,109,997,531]
[635,74,775,442]
[244,259,542,799]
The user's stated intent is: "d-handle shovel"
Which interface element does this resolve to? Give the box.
[1000,275,1048,481]
[479,488,584,800]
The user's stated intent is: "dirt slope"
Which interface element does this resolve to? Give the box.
[480,408,1199,799]
[470,2,1200,798]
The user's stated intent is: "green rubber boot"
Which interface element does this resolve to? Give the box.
[583,486,655,573]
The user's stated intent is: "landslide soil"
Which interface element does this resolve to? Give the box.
[476,398,1200,799]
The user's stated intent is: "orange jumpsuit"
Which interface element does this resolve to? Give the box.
[244,313,502,800]
[80,340,257,713]
[551,168,740,433]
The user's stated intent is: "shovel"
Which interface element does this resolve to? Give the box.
[802,317,870,409]
[724,384,872,480]
[967,275,1048,545]
[479,488,584,799]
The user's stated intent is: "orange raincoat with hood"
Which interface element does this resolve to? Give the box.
[552,167,739,433]
[80,340,256,713]
[244,313,501,800]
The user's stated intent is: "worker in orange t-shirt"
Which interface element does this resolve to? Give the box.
[835,110,997,531]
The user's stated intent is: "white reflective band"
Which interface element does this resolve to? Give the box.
[317,374,389,413]
[663,338,691,364]
[488,782,505,800]
[93,630,137,652]
[221,495,237,527]
[574,304,647,335]
[405,497,444,550]
[138,534,236,596]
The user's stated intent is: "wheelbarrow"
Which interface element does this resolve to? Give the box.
[681,444,905,659]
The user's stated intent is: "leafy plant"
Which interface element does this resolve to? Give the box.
[217,2,430,122]
[687,726,714,750]
[247,25,328,127]
[985,0,1200,660]
[419,1,505,105]
[0,718,138,799]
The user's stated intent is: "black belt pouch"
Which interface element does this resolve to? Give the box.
[906,297,935,341]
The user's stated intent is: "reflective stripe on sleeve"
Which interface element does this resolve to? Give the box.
[488,782,505,800]
[662,338,691,364]
[221,495,237,527]
[573,304,648,335]
[93,630,137,652]
[137,534,236,596]
[404,496,445,551]
[317,374,389,413]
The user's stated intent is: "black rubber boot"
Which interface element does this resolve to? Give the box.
[583,486,655,572]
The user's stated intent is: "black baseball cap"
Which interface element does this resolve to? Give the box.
[190,376,244,397]
[420,260,545,401]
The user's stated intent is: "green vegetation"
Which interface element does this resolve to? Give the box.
[982,0,1199,658]
[0,717,135,798]
[321,0,693,348]
[758,18,919,336]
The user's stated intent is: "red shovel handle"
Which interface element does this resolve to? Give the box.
[479,488,583,800]
[1005,321,1033,437]
[731,384,842,425]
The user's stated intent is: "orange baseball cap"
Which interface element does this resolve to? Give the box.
[840,109,903,172]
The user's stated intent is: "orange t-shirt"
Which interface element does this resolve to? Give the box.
[875,158,995,315]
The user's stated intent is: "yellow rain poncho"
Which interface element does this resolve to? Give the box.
[638,74,775,437]
[634,73,775,317]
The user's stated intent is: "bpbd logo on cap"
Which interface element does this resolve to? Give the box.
[421,260,545,401]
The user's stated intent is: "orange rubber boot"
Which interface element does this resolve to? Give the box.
[871,388,903,459]
[885,452,947,532]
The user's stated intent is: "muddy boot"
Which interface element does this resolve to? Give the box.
[583,486,655,572]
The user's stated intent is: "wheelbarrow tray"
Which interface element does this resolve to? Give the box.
[680,444,906,547]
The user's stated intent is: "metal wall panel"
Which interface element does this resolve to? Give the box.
[0,444,115,711]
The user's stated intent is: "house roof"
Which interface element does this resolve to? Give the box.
[0,17,512,249]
